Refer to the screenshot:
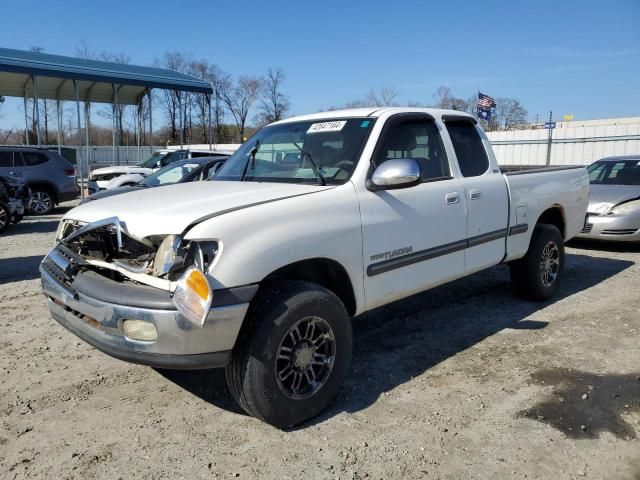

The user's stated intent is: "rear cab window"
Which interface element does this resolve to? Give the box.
[445,121,490,177]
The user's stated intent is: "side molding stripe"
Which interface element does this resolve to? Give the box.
[508,224,528,236]
[367,225,526,277]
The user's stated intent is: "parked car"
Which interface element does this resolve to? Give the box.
[89,149,232,193]
[0,173,27,233]
[41,108,589,428]
[81,156,228,204]
[0,147,79,215]
[576,155,640,242]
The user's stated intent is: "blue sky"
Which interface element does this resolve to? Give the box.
[0,0,639,128]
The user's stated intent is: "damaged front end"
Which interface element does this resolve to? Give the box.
[39,216,251,369]
[55,217,218,285]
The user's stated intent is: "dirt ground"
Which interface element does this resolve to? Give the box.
[1,203,639,480]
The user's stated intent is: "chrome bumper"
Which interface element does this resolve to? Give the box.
[576,213,640,242]
[40,263,251,370]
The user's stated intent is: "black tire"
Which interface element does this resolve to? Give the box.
[510,223,565,300]
[0,203,9,233]
[27,188,55,215]
[225,280,352,429]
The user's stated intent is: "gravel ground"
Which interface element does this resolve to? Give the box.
[1,203,639,480]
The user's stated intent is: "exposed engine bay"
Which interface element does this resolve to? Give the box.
[55,217,217,289]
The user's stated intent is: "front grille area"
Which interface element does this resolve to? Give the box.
[601,229,638,235]
[581,223,594,234]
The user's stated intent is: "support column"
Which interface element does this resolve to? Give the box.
[177,91,183,149]
[84,103,91,173]
[112,84,121,166]
[73,80,85,199]
[23,92,30,146]
[32,74,41,146]
[207,92,213,151]
[56,99,62,154]
[148,89,153,155]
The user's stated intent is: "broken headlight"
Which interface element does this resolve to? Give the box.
[151,235,218,280]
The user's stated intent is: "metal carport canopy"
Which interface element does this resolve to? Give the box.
[0,47,212,104]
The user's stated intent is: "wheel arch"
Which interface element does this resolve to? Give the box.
[260,257,357,316]
[535,205,566,239]
[27,181,59,203]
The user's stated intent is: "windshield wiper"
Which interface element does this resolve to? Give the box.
[293,143,326,186]
[240,140,260,181]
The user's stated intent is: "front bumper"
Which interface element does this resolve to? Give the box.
[576,213,640,242]
[40,253,256,369]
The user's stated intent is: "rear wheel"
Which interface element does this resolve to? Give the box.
[0,203,9,233]
[28,188,54,215]
[226,281,352,429]
[510,224,565,300]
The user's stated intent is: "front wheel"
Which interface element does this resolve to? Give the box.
[226,281,352,429]
[510,224,565,300]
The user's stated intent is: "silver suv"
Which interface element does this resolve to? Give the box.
[0,147,79,214]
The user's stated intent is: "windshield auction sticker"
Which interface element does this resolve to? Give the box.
[307,121,347,134]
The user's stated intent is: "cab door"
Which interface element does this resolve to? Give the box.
[357,114,468,310]
[443,119,509,274]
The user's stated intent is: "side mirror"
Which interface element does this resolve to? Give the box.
[368,158,421,191]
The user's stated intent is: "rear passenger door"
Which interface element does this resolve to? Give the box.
[443,119,509,275]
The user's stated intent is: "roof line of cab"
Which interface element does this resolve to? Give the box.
[272,107,476,125]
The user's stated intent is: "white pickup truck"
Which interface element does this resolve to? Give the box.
[41,108,589,428]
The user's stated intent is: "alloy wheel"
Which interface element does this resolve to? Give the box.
[275,316,336,400]
[29,191,52,214]
[540,241,560,287]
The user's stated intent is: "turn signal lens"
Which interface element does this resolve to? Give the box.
[173,267,212,327]
[122,319,158,342]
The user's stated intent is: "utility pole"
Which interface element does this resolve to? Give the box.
[545,111,553,166]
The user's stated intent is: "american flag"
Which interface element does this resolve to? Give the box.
[477,92,496,109]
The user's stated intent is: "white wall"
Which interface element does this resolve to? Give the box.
[486,117,640,166]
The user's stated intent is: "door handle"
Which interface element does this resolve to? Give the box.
[470,189,482,200]
[445,192,459,205]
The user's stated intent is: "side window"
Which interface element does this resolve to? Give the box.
[374,120,450,181]
[445,122,489,177]
[0,152,13,168]
[588,163,606,183]
[22,152,48,166]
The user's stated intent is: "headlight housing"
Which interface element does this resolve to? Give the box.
[172,267,213,327]
[152,234,182,277]
[152,236,218,279]
[610,199,640,216]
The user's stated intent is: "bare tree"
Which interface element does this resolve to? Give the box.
[324,86,400,110]
[378,86,400,106]
[432,86,453,109]
[157,52,190,143]
[491,98,528,131]
[210,67,231,143]
[256,68,290,127]
[223,76,261,142]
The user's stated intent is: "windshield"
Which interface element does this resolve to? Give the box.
[140,161,200,187]
[137,151,167,168]
[588,160,640,186]
[214,118,376,185]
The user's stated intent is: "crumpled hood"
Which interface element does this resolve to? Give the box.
[65,181,334,239]
[91,166,153,176]
[588,184,640,214]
